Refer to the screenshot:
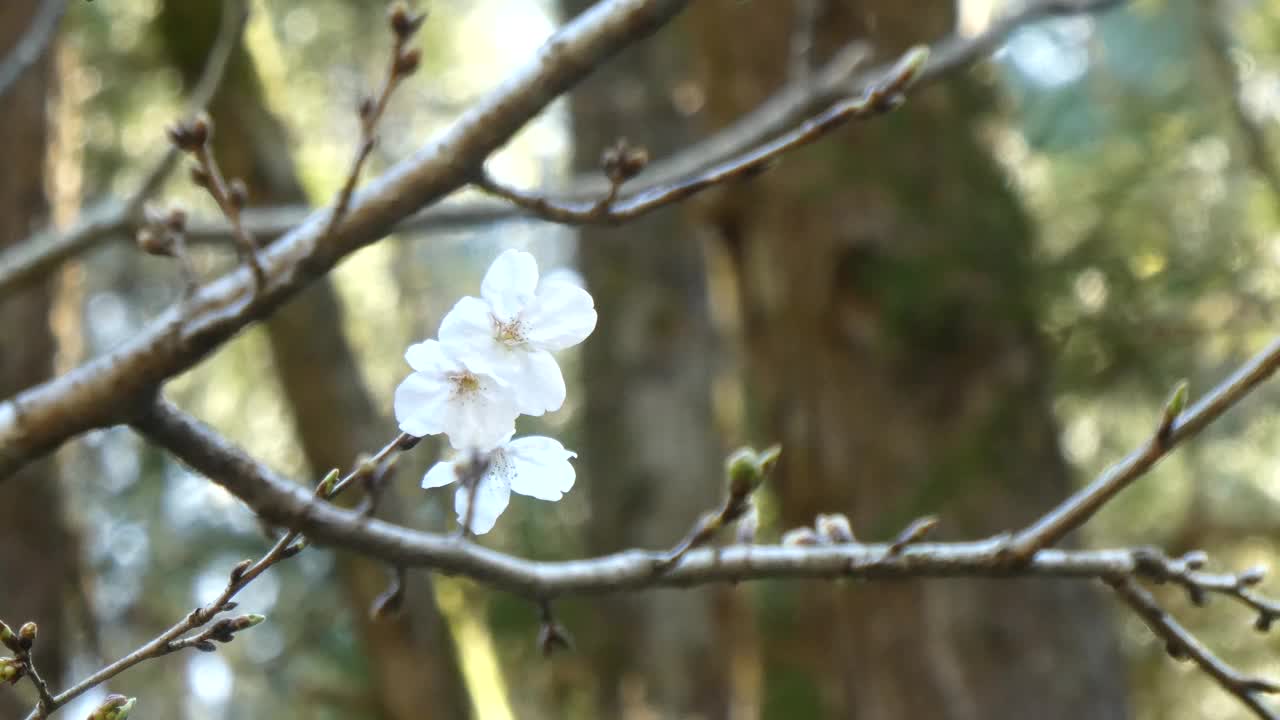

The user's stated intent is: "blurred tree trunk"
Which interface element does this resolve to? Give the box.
[0,3,73,716]
[156,4,471,718]
[565,2,739,717]
[687,2,1129,718]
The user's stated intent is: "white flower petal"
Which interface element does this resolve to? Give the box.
[524,281,597,351]
[394,372,451,437]
[506,436,577,501]
[454,476,512,535]
[508,350,566,416]
[441,374,519,451]
[481,249,538,319]
[404,340,455,374]
[422,460,458,489]
[439,296,496,357]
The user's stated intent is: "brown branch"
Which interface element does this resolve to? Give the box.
[1006,337,1280,559]
[319,3,425,243]
[0,0,67,100]
[0,0,248,299]
[473,45,928,225]
[0,0,1128,296]
[19,428,410,719]
[0,0,692,480]
[128,397,1280,718]
[1108,577,1280,719]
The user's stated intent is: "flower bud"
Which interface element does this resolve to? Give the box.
[388,2,426,39]
[601,139,650,184]
[92,694,137,720]
[18,622,36,650]
[781,527,819,547]
[0,656,25,684]
[136,226,174,257]
[235,614,266,630]
[395,48,422,76]
[166,205,188,233]
[815,513,855,544]
[316,468,341,498]
[0,620,18,653]
[725,447,763,499]
[229,558,253,583]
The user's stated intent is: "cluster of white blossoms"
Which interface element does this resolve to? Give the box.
[394,250,597,534]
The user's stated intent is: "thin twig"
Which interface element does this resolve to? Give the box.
[1109,577,1280,719]
[1007,337,1280,559]
[0,0,1128,298]
[0,0,247,299]
[0,0,693,480]
[0,0,68,100]
[22,420,413,719]
[473,45,928,225]
[319,3,424,243]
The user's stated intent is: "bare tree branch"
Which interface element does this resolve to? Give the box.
[1109,577,1280,719]
[473,45,929,225]
[128,395,1280,716]
[0,0,1129,295]
[0,0,67,100]
[0,0,692,479]
[1007,338,1280,559]
[0,0,247,297]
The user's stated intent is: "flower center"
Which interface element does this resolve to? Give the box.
[449,371,481,397]
[491,314,527,348]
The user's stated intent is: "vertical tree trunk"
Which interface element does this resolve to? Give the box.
[0,2,72,715]
[688,2,1129,718]
[156,4,471,718]
[566,3,737,717]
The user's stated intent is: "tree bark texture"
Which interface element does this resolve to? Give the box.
[565,1,740,717]
[687,2,1130,718]
[0,1,72,715]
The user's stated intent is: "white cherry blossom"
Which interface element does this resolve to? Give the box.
[393,339,518,451]
[439,249,596,416]
[422,435,578,534]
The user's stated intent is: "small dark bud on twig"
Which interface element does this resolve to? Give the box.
[888,516,939,555]
[815,513,855,544]
[388,2,426,39]
[395,48,422,76]
[1165,641,1189,661]
[135,227,173,257]
[228,179,249,211]
[537,620,573,657]
[358,96,376,121]
[1239,566,1268,587]
[163,206,187,233]
[189,165,211,189]
[167,114,211,152]
[1256,613,1274,633]
[601,138,650,185]
[193,640,218,653]
[1186,585,1207,607]
[781,527,819,547]
[229,559,253,583]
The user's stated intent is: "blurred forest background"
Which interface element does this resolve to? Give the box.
[3,0,1280,718]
